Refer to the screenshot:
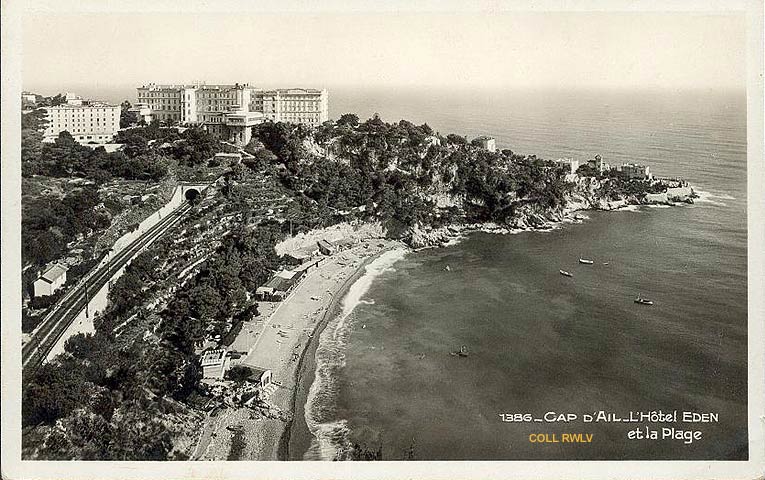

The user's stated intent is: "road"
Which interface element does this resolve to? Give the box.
[21,201,192,377]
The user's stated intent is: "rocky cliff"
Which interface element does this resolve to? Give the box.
[403,175,695,248]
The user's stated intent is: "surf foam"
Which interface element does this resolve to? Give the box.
[303,248,408,460]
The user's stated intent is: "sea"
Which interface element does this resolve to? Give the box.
[52,85,748,460]
[301,87,748,461]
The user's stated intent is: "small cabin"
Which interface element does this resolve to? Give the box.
[200,348,230,380]
[33,263,68,297]
[245,367,273,389]
[255,269,304,301]
[245,366,274,401]
[317,239,335,256]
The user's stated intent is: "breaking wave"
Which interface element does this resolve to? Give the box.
[616,204,642,212]
[694,189,735,207]
[302,248,408,460]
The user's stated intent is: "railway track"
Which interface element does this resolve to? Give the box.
[22,201,193,377]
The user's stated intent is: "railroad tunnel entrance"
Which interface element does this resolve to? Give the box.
[184,188,201,202]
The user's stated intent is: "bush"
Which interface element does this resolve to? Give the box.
[220,319,244,347]
[22,311,43,333]
[227,365,252,383]
[29,292,61,310]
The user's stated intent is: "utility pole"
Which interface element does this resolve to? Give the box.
[84,276,90,319]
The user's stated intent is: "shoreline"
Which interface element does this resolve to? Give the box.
[279,243,400,460]
[196,187,700,460]
[192,238,403,461]
[407,188,698,250]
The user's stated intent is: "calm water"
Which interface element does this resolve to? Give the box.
[302,88,748,460]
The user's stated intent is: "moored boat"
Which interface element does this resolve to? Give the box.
[634,294,654,305]
[450,345,469,357]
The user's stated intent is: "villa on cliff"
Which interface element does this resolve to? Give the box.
[473,135,497,152]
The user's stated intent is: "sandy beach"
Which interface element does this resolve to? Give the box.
[191,229,403,461]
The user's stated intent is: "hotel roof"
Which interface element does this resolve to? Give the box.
[200,349,227,367]
[45,101,118,109]
[139,83,253,90]
[39,263,67,284]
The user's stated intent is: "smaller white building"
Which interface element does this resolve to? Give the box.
[33,263,68,297]
[200,348,230,380]
[587,154,608,173]
[555,157,580,173]
[65,93,84,106]
[246,367,273,388]
[203,106,265,147]
[473,136,497,152]
[617,163,652,181]
[128,103,153,124]
[243,366,276,401]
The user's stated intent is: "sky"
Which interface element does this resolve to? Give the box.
[22,12,746,93]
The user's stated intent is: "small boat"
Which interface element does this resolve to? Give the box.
[450,345,469,357]
[444,265,451,272]
[559,269,573,277]
[634,294,654,305]
[579,258,594,265]
[603,262,609,265]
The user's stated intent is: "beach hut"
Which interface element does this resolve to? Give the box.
[243,366,276,401]
[255,269,305,301]
[200,348,230,380]
[317,239,335,256]
[245,367,273,389]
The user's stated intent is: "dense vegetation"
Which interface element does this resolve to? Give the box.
[22,107,224,181]
[22,208,286,459]
[22,184,110,267]
[158,224,282,354]
[119,100,139,128]
[22,111,664,460]
[247,117,574,233]
[20,110,225,269]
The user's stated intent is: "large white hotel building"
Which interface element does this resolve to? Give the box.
[133,83,329,146]
[42,93,120,143]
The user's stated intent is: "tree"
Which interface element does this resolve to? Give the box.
[337,113,359,128]
[50,94,66,106]
[227,365,252,383]
[21,129,44,170]
[22,361,90,426]
[22,108,49,131]
[445,133,467,145]
[63,333,101,359]
[120,100,138,128]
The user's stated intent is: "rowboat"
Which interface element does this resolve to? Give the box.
[634,294,654,305]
